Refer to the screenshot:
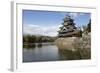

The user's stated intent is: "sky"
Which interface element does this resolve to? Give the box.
[23,10,91,36]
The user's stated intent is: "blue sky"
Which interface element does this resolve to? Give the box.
[23,10,91,36]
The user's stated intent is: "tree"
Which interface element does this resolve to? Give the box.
[82,19,91,34]
[87,19,91,32]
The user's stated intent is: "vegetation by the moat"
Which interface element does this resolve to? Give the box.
[23,35,57,44]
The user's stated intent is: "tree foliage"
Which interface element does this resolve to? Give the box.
[23,35,57,43]
[82,19,91,34]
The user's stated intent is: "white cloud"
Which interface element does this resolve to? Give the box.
[23,24,60,36]
[69,13,78,18]
[68,12,85,18]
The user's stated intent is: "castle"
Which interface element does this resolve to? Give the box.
[58,15,82,37]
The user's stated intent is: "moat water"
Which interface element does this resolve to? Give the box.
[23,43,82,62]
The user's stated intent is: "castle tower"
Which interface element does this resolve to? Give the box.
[58,15,82,37]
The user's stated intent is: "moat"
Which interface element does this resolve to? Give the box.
[23,43,82,62]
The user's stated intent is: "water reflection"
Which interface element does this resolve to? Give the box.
[23,43,36,49]
[23,43,87,62]
[37,43,42,48]
[23,43,55,49]
[23,44,59,62]
[58,49,81,60]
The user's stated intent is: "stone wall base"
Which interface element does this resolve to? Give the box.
[55,37,80,51]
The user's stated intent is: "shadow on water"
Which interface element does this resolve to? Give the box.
[23,43,43,49]
[23,43,55,49]
[23,43,36,49]
[37,43,42,48]
[58,49,82,60]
